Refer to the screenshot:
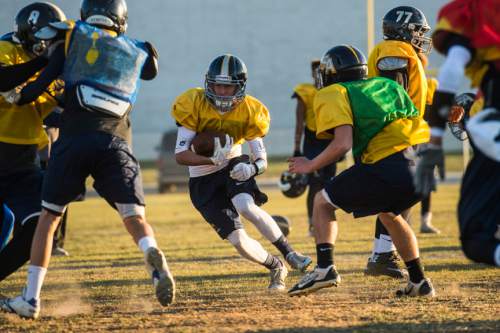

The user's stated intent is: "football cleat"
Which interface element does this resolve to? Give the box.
[365,251,408,279]
[0,295,40,319]
[396,278,436,297]
[420,213,440,234]
[268,261,288,291]
[285,251,312,272]
[144,247,175,306]
[288,265,340,297]
[52,246,70,256]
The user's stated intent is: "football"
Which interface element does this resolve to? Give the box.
[191,131,226,157]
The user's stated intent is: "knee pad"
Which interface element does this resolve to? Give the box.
[0,204,15,251]
[115,203,145,219]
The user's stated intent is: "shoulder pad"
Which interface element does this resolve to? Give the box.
[377,57,408,71]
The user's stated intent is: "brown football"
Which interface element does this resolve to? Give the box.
[191,131,226,157]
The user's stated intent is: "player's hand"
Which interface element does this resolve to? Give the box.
[0,86,22,104]
[210,134,233,166]
[230,162,256,181]
[414,144,445,196]
[288,156,313,174]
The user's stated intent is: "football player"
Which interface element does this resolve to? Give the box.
[172,54,312,291]
[0,0,175,319]
[291,59,337,236]
[0,2,65,282]
[365,5,437,279]
[416,0,500,267]
[288,45,435,298]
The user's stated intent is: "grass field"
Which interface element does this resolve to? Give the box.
[1,183,499,332]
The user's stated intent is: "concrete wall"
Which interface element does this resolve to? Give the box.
[1,0,466,159]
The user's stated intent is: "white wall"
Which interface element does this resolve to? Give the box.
[1,0,465,159]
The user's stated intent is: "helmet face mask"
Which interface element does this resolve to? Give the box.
[205,54,247,113]
[382,6,432,54]
[317,45,368,89]
[14,2,66,55]
[80,0,128,34]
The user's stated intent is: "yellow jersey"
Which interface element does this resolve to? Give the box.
[171,88,270,145]
[314,83,429,164]
[426,77,439,106]
[293,83,317,131]
[368,40,428,116]
[0,41,57,148]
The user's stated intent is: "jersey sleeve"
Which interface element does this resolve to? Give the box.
[171,89,200,131]
[0,41,18,66]
[245,101,270,140]
[314,85,353,140]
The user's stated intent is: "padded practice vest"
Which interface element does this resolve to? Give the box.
[338,77,419,158]
[63,21,148,112]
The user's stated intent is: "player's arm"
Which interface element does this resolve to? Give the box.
[0,57,48,92]
[16,43,65,105]
[310,125,352,170]
[293,95,305,155]
[377,57,409,91]
[140,41,159,81]
[174,126,215,166]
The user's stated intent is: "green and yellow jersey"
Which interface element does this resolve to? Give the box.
[314,77,429,164]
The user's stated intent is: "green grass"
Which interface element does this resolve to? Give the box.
[0,184,498,332]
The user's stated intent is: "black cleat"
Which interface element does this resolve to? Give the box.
[288,265,340,297]
[365,251,408,279]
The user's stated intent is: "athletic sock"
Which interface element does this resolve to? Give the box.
[138,236,158,254]
[263,254,282,270]
[25,265,47,301]
[316,243,334,268]
[405,258,425,283]
[272,235,293,257]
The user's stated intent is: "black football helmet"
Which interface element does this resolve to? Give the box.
[279,171,308,198]
[14,2,66,55]
[81,0,128,34]
[448,93,476,141]
[205,54,248,113]
[271,215,291,237]
[383,6,432,54]
[316,45,368,89]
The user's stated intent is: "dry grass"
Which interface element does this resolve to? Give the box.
[0,184,498,332]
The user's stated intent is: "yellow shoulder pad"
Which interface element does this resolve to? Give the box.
[244,95,270,140]
[171,88,204,131]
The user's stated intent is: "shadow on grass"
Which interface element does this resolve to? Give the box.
[250,320,500,333]
[426,261,493,272]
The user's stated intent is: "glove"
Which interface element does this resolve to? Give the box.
[414,144,445,196]
[230,162,256,181]
[210,134,233,166]
[0,86,22,104]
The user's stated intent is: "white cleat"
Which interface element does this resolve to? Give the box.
[145,247,176,306]
[0,295,40,319]
[268,262,288,291]
[396,278,436,297]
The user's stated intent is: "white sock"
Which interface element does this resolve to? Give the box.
[25,265,47,301]
[374,234,397,254]
[138,236,158,254]
[494,244,500,267]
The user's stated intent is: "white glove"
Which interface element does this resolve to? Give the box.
[210,134,233,166]
[230,162,256,181]
[0,86,22,104]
